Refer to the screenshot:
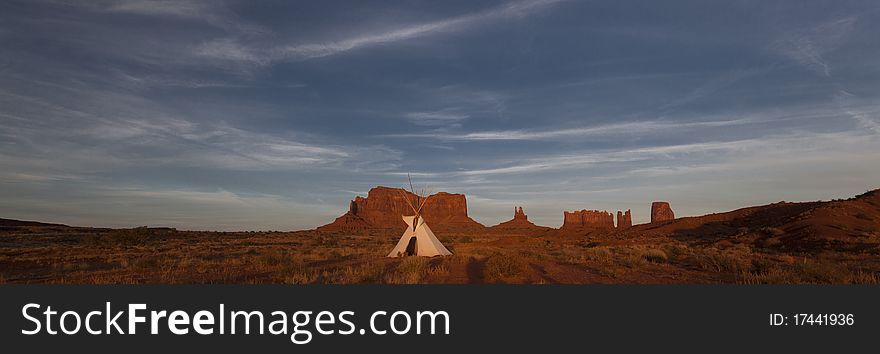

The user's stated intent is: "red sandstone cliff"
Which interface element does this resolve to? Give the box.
[318,186,485,233]
[561,209,615,229]
[490,206,550,230]
[651,202,674,223]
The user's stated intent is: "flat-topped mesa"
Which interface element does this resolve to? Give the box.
[491,206,548,230]
[561,209,615,229]
[318,186,485,233]
[616,209,632,230]
[651,202,675,223]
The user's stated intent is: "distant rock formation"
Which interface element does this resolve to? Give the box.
[491,206,549,230]
[651,202,675,223]
[616,209,632,229]
[514,206,526,221]
[561,209,615,229]
[319,202,371,233]
[0,218,68,227]
[318,186,485,233]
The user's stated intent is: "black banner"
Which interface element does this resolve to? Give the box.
[1,285,876,352]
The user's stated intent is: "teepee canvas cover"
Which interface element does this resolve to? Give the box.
[387,215,453,257]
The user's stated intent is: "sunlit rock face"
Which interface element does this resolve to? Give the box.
[318,186,485,232]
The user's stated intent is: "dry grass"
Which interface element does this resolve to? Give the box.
[426,261,450,277]
[80,227,167,247]
[690,245,754,273]
[739,258,880,284]
[484,253,526,282]
[582,246,613,264]
[383,256,427,284]
[3,225,880,284]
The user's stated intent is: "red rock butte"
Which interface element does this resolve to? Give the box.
[651,202,675,223]
[318,186,485,233]
[561,209,615,229]
[616,209,632,229]
[490,206,549,230]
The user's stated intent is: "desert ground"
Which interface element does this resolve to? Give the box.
[1,189,879,285]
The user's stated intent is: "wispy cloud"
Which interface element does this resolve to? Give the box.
[386,130,880,180]
[387,138,759,178]
[0,81,401,172]
[384,117,755,141]
[114,71,252,89]
[196,0,567,64]
[105,0,214,17]
[0,171,82,183]
[99,0,268,34]
[835,90,880,134]
[773,16,857,77]
[450,138,762,176]
[404,110,470,127]
[659,67,770,112]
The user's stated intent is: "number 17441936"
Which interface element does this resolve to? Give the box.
[770,313,854,326]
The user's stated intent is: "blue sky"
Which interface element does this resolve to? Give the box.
[1,0,879,230]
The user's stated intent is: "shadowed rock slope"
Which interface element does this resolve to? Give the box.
[621,189,880,252]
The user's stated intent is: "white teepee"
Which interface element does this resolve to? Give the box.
[387,215,452,257]
[386,177,452,258]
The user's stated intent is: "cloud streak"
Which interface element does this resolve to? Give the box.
[100,0,269,34]
[383,118,756,141]
[835,90,880,134]
[0,81,401,173]
[774,16,857,77]
[385,130,880,179]
[404,110,470,127]
[196,0,567,64]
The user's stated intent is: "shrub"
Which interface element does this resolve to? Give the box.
[759,227,785,236]
[759,237,783,248]
[663,244,694,263]
[583,247,613,264]
[583,241,602,248]
[694,247,752,273]
[854,213,873,221]
[618,253,646,268]
[484,254,525,282]
[642,249,668,264]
